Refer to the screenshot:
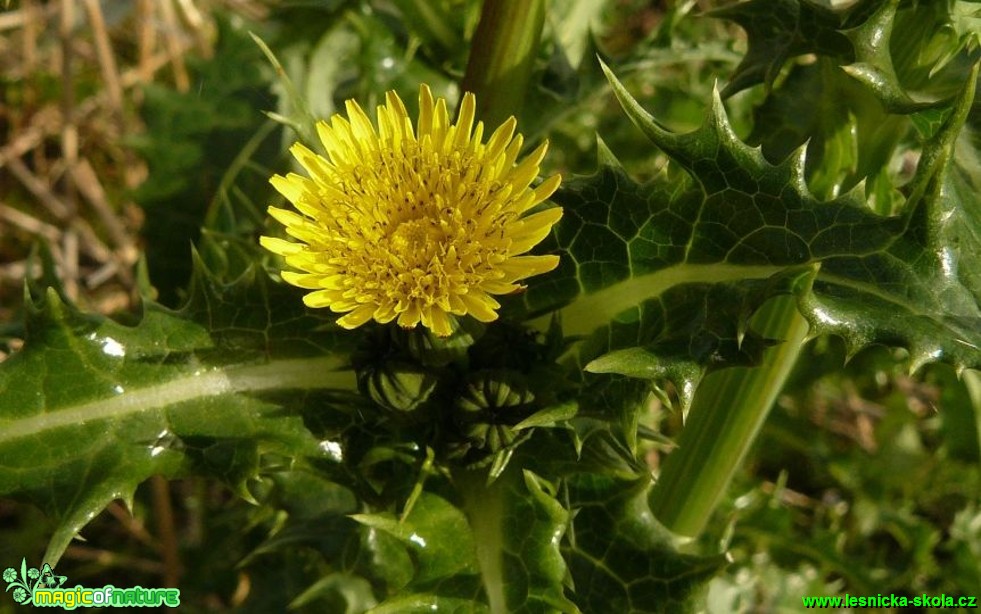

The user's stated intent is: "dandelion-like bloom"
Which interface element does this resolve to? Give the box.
[260,85,562,337]
[2,568,16,583]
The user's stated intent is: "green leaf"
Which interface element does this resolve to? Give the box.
[352,492,478,587]
[0,259,357,565]
[746,59,900,206]
[713,0,979,110]
[564,475,726,613]
[513,401,578,430]
[844,0,981,112]
[289,572,378,612]
[521,59,981,410]
[840,0,947,113]
[455,468,577,613]
[707,0,854,96]
[351,466,578,612]
[360,467,577,613]
[367,593,489,614]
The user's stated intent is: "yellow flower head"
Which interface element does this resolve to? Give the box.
[261,85,562,337]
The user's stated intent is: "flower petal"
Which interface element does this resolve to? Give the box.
[453,92,476,150]
[500,255,561,282]
[507,141,548,189]
[458,292,500,322]
[260,236,303,256]
[507,207,563,255]
[337,304,376,329]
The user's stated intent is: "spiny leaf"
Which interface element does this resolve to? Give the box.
[745,58,906,211]
[841,0,945,113]
[519,58,980,420]
[638,59,978,371]
[803,61,981,372]
[456,467,576,614]
[714,0,979,110]
[564,475,726,613]
[358,467,577,613]
[707,0,853,96]
[0,256,357,566]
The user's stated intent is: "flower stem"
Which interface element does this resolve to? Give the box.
[454,467,508,614]
[461,0,545,127]
[649,294,810,537]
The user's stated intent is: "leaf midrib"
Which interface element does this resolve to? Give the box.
[0,356,356,444]
[538,263,787,337]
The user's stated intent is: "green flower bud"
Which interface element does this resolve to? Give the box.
[452,370,535,455]
[457,372,535,413]
[362,362,437,413]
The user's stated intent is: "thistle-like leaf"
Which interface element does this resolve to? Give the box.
[0,255,357,565]
[521,59,981,415]
[563,475,726,613]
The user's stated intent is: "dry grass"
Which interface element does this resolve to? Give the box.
[0,0,265,321]
[0,0,267,587]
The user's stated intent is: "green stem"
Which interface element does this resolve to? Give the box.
[962,370,981,459]
[454,467,507,614]
[649,294,810,537]
[461,0,545,126]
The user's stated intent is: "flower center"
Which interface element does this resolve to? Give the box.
[389,217,444,260]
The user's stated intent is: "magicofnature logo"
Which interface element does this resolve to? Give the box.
[3,559,179,609]
[2,559,64,606]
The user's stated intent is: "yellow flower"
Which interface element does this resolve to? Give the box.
[260,85,562,337]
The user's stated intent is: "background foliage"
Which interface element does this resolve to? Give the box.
[1,0,979,612]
